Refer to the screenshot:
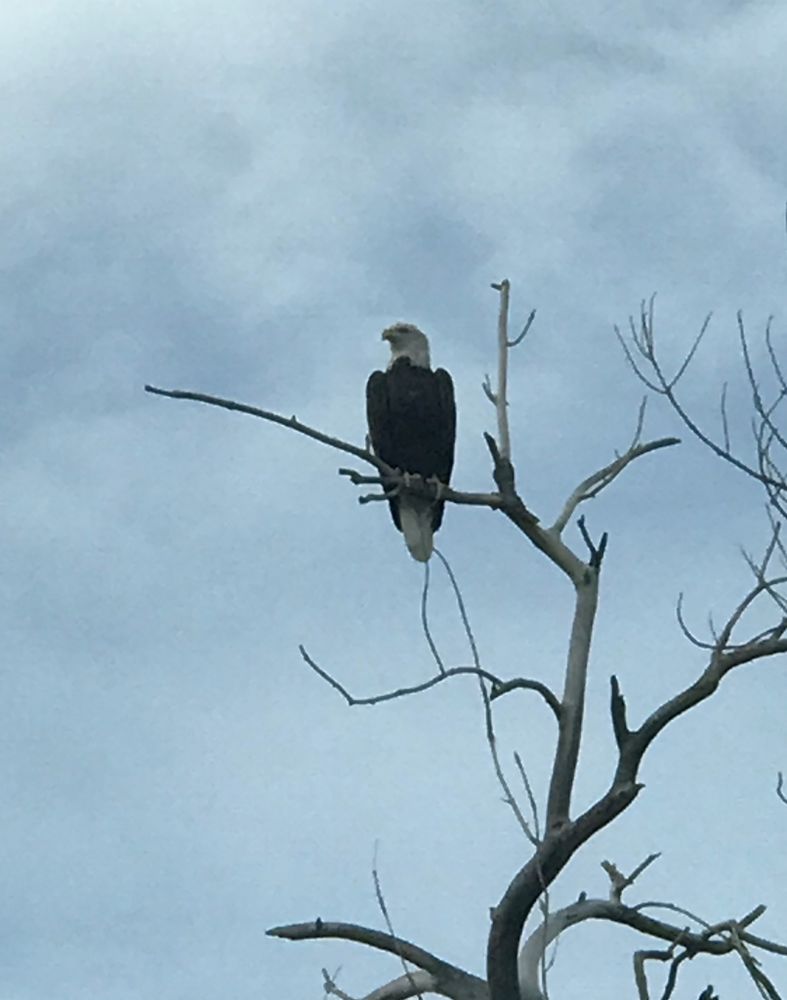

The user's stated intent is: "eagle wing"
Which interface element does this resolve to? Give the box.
[430,367,456,530]
[366,369,401,529]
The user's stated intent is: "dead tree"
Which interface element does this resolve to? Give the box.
[146,283,787,1000]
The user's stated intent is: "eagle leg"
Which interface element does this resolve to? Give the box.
[401,471,424,490]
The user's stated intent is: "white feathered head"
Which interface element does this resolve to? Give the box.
[382,323,431,369]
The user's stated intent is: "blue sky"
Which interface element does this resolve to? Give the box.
[3,2,787,998]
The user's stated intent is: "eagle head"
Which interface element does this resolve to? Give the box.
[382,323,431,369]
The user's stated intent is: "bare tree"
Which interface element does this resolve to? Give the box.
[146,283,787,1000]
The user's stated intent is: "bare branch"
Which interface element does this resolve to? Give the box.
[300,643,560,718]
[668,311,713,390]
[373,846,425,1000]
[739,533,787,618]
[300,647,510,706]
[635,900,712,930]
[483,375,498,405]
[508,309,536,348]
[603,853,661,902]
[716,573,787,651]
[145,384,385,470]
[519,893,785,1000]
[433,549,539,845]
[268,921,488,1000]
[323,967,442,1000]
[633,934,688,1000]
[420,561,447,675]
[610,675,630,748]
[613,308,786,491]
[364,971,440,1000]
[777,771,787,805]
[489,679,562,720]
[766,318,787,392]
[739,313,787,454]
[545,565,600,829]
[491,280,513,461]
[627,854,662,888]
[616,632,787,794]
[576,516,608,570]
[675,593,717,650]
[482,432,593,584]
[550,412,680,536]
[766,508,787,568]
[513,752,542,842]
[720,382,731,453]
[322,967,356,1000]
[337,466,523,512]
[143,386,529,523]
[489,587,787,1000]
[338,468,389,486]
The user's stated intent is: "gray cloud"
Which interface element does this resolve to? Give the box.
[2,2,785,997]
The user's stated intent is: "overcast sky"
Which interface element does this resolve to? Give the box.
[3,2,787,998]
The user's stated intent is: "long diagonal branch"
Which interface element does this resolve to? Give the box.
[144,383,386,470]
[146,384,512,513]
[267,921,488,1000]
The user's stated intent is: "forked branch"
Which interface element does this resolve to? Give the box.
[483,281,535,462]
[519,889,784,1000]
[614,301,787,511]
[551,400,680,535]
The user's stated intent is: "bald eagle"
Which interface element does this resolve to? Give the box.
[366,323,456,562]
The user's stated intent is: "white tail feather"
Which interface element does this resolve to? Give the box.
[399,501,434,562]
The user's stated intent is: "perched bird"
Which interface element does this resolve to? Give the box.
[366,323,456,561]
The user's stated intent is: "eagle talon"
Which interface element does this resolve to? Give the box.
[385,481,403,499]
[426,474,447,501]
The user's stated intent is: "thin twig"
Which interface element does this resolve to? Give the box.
[720,382,731,453]
[603,853,661,902]
[766,319,787,392]
[420,561,446,675]
[676,593,716,650]
[513,752,542,841]
[372,844,425,1000]
[321,968,354,1000]
[668,312,713,390]
[490,678,562,719]
[508,308,537,348]
[300,647,505,705]
[614,307,786,490]
[433,548,538,844]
